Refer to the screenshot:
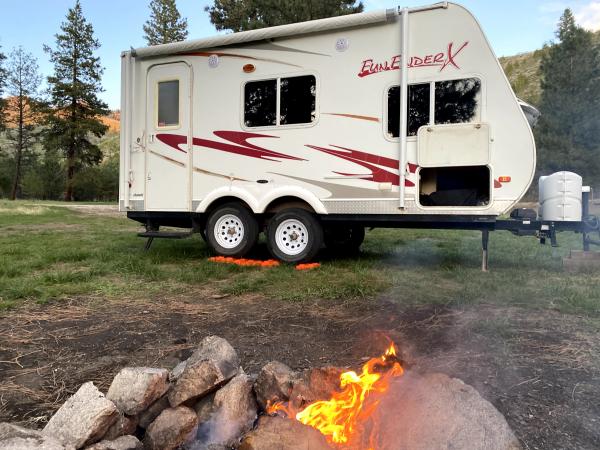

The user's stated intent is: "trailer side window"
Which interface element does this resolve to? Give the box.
[244,79,277,127]
[245,75,316,127]
[280,75,316,125]
[434,78,481,125]
[387,83,431,138]
[157,80,179,128]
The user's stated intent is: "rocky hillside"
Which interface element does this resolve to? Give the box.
[500,30,600,106]
[500,50,545,105]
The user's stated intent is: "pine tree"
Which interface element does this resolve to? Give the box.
[143,0,188,46]
[206,0,364,32]
[5,47,42,200]
[535,9,600,183]
[0,44,7,133]
[44,0,108,201]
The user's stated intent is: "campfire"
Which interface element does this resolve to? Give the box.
[267,343,404,447]
[0,335,520,450]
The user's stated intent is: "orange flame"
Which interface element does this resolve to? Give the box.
[270,343,403,447]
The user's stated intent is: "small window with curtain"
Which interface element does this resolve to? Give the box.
[434,78,481,125]
[157,80,179,128]
[386,83,431,138]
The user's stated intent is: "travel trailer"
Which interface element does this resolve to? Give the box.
[119,2,598,265]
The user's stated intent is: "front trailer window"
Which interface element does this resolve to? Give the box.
[387,78,481,137]
[434,78,481,125]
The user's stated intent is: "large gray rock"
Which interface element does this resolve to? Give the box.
[238,416,331,450]
[43,382,118,449]
[210,373,258,446]
[143,406,198,450]
[369,372,521,450]
[106,367,169,415]
[101,415,138,441]
[254,361,296,410]
[289,366,343,409]
[137,394,170,429]
[0,422,71,450]
[84,435,142,450]
[168,336,239,407]
[193,391,216,423]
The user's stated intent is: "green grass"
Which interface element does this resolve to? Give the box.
[1,200,599,315]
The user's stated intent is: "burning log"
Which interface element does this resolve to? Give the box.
[268,343,403,446]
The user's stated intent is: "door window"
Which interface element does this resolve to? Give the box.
[157,80,180,128]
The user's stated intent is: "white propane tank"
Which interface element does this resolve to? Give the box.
[538,172,583,221]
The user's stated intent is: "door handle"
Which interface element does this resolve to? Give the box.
[149,134,155,143]
[147,172,152,181]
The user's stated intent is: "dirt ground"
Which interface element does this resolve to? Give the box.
[1,291,598,449]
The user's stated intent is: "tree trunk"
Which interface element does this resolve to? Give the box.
[10,93,25,201]
[64,146,75,202]
[65,60,78,202]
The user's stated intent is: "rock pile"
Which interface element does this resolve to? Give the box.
[0,335,521,450]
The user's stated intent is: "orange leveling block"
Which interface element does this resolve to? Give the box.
[208,256,280,267]
[295,263,321,270]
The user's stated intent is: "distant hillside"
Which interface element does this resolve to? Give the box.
[2,100,120,133]
[100,110,120,133]
[499,50,545,105]
[500,31,600,106]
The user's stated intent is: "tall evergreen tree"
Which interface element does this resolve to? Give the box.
[5,46,42,200]
[206,0,364,32]
[143,0,189,46]
[0,44,7,133]
[535,9,600,183]
[44,0,108,201]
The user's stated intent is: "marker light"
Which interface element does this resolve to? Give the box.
[499,176,511,183]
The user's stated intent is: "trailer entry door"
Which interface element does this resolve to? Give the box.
[145,62,192,211]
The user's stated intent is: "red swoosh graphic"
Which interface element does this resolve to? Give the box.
[156,131,305,162]
[307,144,415,187]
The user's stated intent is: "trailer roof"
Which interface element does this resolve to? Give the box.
[130,2,449,59]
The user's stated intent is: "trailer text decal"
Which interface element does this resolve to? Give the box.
[358,41,469,78]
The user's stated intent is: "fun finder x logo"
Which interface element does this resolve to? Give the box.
[358,41,469,78]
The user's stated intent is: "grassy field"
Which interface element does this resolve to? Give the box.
[1,199,599,315]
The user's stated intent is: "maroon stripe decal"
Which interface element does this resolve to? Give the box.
[156,131,306,162]
[307,144,415,187]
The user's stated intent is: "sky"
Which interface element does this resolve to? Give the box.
[1,0,599,109]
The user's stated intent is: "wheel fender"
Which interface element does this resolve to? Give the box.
[256,186,327,215]
[196,186,260,213]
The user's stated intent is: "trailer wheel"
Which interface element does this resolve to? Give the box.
[206,203,258,257]
[267,209,323,263]
[324,226,365,255]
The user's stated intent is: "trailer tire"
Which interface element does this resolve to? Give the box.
[324,226,365,255]
[267,209,323,263]
[206,203,258,257]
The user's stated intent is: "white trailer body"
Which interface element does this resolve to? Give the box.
[119,2,540,262]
